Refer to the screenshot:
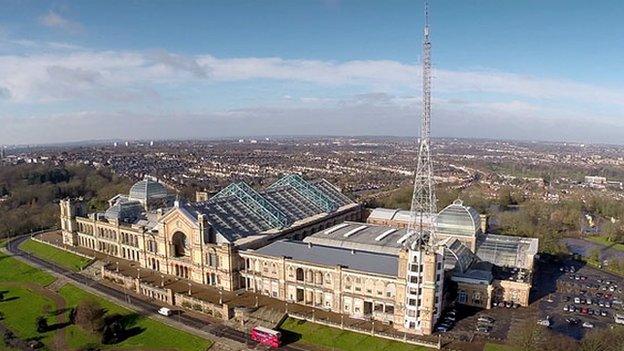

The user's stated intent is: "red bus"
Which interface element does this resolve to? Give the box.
[250,326,282,348]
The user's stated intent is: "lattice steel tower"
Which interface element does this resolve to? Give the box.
[407,0,436,248]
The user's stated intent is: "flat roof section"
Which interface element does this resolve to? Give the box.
[254,240,399,277]
[304,221,407,255]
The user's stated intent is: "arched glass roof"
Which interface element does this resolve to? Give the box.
[129,178,168,202]
[436,199,480,237]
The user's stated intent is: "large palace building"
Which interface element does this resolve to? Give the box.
[60,177,537,336]
[60,174,361,291]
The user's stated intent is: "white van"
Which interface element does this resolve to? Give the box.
[615,314,624,325]
[158,307,173,316]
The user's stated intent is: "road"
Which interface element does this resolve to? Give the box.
[6,234,305,351]
[563,238,624,262]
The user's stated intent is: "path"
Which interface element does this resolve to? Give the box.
[563,238,624,261]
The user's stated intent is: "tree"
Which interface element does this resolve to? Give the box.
[101,319,124,344]
[508,318,548,351]
[581,328,624,351]
[75,299,105,333]
[588,247,601,263]
[36,316,48,333]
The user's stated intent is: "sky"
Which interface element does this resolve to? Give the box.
[1,0,623,145]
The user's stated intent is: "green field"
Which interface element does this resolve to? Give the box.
[0,239,212,351]
[279,318,429,351]
[59,284,213,351]
[585,236,624,252]
[0,285,55,341]
[0,247,55,286]
[19,239,93,271]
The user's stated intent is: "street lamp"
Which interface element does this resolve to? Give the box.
[136,268,140,279]
[116,261,119,272]
[219,287,223,304]
[188,282,192,296]
[161,274,165,287]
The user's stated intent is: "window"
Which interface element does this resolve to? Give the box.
[458,290,467,303]
[296,268,304,282]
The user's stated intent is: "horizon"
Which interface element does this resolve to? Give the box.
[2,0,624,145]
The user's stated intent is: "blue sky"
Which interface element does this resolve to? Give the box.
[1,0,623,145]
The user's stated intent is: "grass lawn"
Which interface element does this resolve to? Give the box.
[19,239,93,272]
[0,250,55,287]
[0,285,55,341]
[484,343,517,351]
[585,236,624,252]
[279,318,429,351]
[59,284,213,351]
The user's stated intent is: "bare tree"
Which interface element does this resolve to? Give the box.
[74,299,105,333]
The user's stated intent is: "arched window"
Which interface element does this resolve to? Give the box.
[315,271,323,285]
[296,268,304,281]
[305,270,313,283]
[172,231,188,257]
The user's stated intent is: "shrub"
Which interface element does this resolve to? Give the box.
[36,316,48,333]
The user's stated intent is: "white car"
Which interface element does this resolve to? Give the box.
[158,307,173,316]
[537,319,551,327]
[574,297,581,304]
[582,322,594,328]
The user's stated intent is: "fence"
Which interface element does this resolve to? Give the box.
[288,311,441,350]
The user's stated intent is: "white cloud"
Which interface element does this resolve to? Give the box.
[1,47,623,108]
[38,11,84,34]
[1,42,623,144]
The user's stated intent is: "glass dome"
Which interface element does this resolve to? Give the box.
[436,199,480,237]
[128,178,168,202]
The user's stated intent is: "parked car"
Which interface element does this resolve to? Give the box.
[538,318,551,327]
[582,321,595,328]
[476,326,491,333]
[574,297,581,304]
[478,316,495,324]
[436,325,449,332]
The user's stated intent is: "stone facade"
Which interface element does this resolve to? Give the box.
[60,194,360,293]
[238,249,410,327]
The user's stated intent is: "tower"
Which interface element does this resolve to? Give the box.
[60,198,82,246]
[403,0,444,335]
[407,0,435,246]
